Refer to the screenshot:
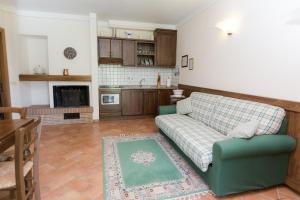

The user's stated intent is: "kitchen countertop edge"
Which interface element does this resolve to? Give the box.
[99,85,178,90]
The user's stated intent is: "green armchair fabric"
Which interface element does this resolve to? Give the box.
[214,135,296,160]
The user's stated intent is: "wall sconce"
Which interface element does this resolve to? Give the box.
[216,19,240,36]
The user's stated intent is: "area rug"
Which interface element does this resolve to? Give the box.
[103,134,210,200]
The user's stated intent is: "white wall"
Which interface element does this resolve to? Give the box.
[177,0,300,102]
[17,13,91,75]
[0,9,100,119]
[16,13,97,110]
[18,35,49,106]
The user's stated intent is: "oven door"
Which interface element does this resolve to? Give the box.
[101,94,120,105]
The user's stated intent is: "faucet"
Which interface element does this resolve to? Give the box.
[139,78,145,87]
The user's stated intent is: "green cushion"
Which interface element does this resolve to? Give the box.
[158,105,176,115]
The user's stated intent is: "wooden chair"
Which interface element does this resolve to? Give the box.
[0,117,42,200]
[0,107,27,162]
[0,107,27,119]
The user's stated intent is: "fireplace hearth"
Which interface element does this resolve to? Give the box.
[53,86,89,107]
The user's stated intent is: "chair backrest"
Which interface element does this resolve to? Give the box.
[15,117,42,200]
[0,107,27,119]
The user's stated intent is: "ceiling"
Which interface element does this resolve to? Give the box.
[0,0,215,24]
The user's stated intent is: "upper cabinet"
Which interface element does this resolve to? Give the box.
[136,41,155,67]
[98,29,177,67]
[111,39,122,59]
[154,29,177,67]
[122,40,135,66]
[98,38,122,64]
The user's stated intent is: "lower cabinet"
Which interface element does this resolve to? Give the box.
[119,88,173,116]
[143,89,158,115]
[158,89,173,106]
[121,89,144,116]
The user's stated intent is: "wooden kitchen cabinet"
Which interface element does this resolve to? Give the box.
[111,39,122,59]
[98,38,110,58]
[143,89,158,115]
[98,37,123,64]
[158,89,173,106]
[99,88,122,118]
[122,90,144,116]
[122,40,135,66]
[154,29,177,67]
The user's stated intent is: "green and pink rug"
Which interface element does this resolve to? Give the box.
[103,134,210,200]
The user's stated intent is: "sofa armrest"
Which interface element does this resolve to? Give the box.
[213,135,296,161]
[158,105,176,115]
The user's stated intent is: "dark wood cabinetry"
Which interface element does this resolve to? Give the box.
[98,38,110,58]
[100,88,175,118]
[136,41,155,67]
[158,89,173,105]
[122,90,144,116]
[99,89,122,118]
[154,29,177,67]
[111,39,122,59]
[122,40,135,66]
[98,38,122,64]
[98,29,177,67]
[143,89,158,115]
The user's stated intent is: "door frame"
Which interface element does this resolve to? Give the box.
[0,27,11,108]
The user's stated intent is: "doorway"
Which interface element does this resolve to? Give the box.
[0,27,11,119]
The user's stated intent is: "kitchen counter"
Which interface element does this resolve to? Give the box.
[99,85,178,90]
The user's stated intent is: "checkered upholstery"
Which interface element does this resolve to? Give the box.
[155,114,228,172]
[188,92,222,125]
[176,97,192,115]
[209,96,286,135]
[156,92,286,172]
[155,114,201,136]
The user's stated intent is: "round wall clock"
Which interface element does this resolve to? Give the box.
[64,47,77,60]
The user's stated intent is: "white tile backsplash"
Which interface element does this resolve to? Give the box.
[98,65,179,86]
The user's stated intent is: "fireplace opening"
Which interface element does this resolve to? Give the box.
[53,86,89,107]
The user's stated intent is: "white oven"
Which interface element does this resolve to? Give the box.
[101,94,120,105]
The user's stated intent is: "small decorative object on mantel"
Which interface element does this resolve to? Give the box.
[189,58,194,70]
[64,47,77,60]
[33,65,45,74]
[63,69,69,76]
[181,55,188,68]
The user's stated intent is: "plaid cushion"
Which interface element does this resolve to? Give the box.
[176,97,192,115]
[188,92,222,125]
[155,114,201,137]
[209,96,286,135]
[155,114,228,172]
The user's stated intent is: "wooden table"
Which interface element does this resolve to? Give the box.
[0,119,34,153]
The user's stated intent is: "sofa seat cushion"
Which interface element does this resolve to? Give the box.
[188,92,222,125]
[155,114,201,135]
[209,96,286,136]
[155,114,228,172]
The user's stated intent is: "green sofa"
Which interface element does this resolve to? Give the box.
[156,94,296,196]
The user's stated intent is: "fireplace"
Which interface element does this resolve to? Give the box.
[53,86,89,107]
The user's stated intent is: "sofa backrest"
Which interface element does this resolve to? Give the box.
[188,92,222,125]
[208,96,286,136]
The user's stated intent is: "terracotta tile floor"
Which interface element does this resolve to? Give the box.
[1,117,299,200]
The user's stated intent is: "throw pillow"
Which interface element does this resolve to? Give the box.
[177,97,192,115]
[228,120,260,139]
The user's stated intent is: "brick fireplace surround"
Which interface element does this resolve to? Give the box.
[27,105,93,125]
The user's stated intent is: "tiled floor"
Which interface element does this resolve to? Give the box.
[1,117,299,199]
